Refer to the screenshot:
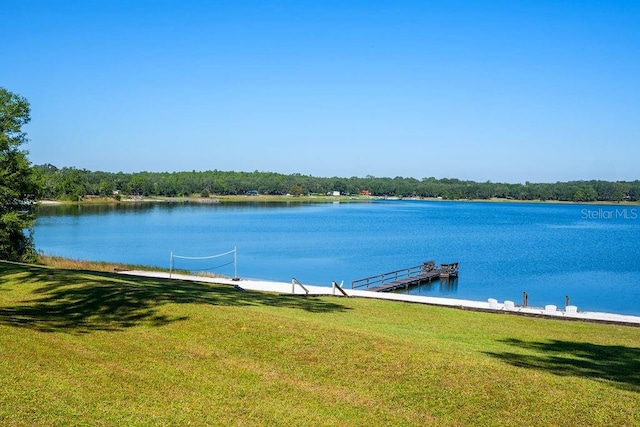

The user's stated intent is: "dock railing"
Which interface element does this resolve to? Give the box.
[351,261,436,290]
[291,277,309,295]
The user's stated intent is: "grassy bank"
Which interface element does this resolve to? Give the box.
[1,261,639,426]
[37,255,206,277]
[37,255,166,273]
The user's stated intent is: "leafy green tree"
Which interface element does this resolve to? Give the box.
[0,87,39,262]
[56,168,86,201]
[289,184,303,197]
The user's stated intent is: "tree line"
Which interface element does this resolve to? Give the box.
[33,164,640,203]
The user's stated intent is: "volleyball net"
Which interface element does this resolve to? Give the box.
[169,247,238,279]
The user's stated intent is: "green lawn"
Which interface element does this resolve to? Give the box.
[1,261,639,426]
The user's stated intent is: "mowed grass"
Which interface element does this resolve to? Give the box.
[1,261,639,426]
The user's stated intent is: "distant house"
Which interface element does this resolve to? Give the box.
[331,191,340,197]
[361,189,370,196]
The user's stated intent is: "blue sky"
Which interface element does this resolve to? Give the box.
[2,1,638,183]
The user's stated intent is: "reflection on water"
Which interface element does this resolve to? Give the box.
[36,202,157,216]
[35,200,325,216]
[439,277,459,294]
[393,277,459,296]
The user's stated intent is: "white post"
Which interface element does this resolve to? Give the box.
[169,251,173,279]
[233,247,238,279]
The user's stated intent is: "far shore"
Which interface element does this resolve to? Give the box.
[35,194,640,207]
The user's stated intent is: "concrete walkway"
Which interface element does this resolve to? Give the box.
[117,270,640,327]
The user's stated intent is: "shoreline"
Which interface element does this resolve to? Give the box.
[36,194,640,207]
[117,270,640,327]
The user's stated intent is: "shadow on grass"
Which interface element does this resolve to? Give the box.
[0,262,350,333]
[486,338,640,393]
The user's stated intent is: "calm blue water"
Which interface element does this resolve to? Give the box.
[34,201,640,315]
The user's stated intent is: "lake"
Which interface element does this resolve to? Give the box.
[34,200,640,315]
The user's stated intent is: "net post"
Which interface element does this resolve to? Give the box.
[232,247,239,281]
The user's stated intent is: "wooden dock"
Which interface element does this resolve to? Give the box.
[351,261,458,292]
[439,263,459,278]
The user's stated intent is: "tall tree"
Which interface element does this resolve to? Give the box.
[0,87,38,262]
